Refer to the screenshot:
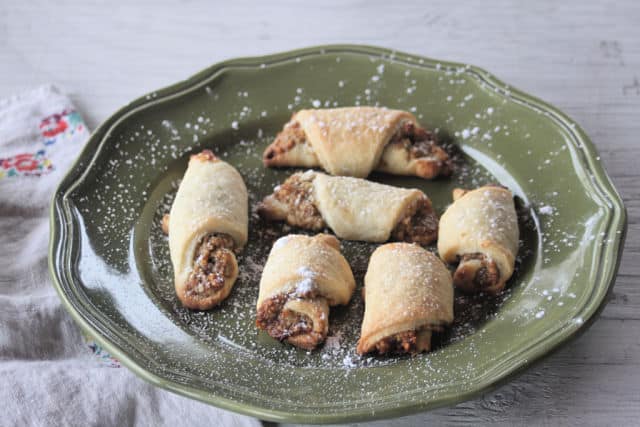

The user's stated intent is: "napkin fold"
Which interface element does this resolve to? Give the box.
[0,85,261,427]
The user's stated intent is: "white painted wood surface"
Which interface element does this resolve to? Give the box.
[2,1,638,425]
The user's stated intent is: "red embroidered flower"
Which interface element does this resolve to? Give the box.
[40,112,69,138]
[2,153,38,172]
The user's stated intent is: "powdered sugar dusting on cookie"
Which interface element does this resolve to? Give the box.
[75,53,589,402]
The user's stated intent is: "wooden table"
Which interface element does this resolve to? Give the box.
[2,1,638,425]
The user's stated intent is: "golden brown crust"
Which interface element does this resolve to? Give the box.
[452,188,469,201]
[452,184,506,202]
[161,214,170,235]
[191,149,220,163]
[263,120,309,167]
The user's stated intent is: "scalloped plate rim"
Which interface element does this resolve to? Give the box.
[49,44,627,424]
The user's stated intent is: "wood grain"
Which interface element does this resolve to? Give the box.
[2,1,638,425]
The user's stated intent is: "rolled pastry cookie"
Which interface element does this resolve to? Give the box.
[168,150,248,310]
[357,243,454,355]
[437,186,519,295]
[256,234,355,350]
[258,170,439,245]
[263,107,452,179]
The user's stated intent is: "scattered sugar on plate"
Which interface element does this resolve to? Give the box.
[539,205,554,215]
[76,63,594,394]
[342,355,358,369]
[324,332,343,352]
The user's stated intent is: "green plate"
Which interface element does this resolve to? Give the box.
[49,45,626,423]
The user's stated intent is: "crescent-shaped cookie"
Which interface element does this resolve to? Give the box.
[263,107,452,179]
[258,170,439,245]
[438,186,519,294]
[168,150,248,309]
[256,234,355,350]
[357,243,454,355]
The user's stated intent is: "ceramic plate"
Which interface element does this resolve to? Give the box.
[49,45,626,423]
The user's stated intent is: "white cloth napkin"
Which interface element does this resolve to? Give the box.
[0,85,261,427]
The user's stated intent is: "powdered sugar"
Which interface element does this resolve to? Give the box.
[342,355,358,369]
[295,277,315,295]
[297,265,316,278]
[539,205,554,215]
[67,53,599,405]
[294,266,318,294]
[324,332,343,352]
